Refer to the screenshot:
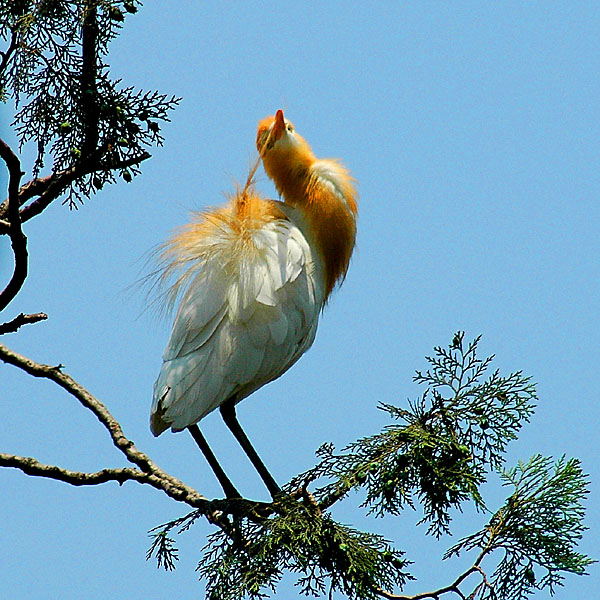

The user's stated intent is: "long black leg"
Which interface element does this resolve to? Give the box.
[220,400,281,499]
[188,424,241,498]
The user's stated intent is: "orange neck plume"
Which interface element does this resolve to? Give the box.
[258,124,358,301]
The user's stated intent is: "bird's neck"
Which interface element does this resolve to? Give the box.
[270,156,358,301]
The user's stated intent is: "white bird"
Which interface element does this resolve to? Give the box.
[150,109,357,498]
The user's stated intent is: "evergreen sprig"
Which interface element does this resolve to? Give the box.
[414,332,537,470]
[446,454,594,600]
[146,530,179,571]
[148,498,410,600]
[295,333,536,537]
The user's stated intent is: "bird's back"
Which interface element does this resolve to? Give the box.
[150,192,325,435]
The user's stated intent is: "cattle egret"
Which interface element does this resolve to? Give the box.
[150,110,357,498]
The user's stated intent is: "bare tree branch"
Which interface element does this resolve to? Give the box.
[0,453,154,487]
[0,311,47,334]
[0,340,281,544]
[1,341,163,471]
[0,150,152,233]
[0,138,27,312]
[0,448,251,549]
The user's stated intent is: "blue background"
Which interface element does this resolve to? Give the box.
[1,2,597,598]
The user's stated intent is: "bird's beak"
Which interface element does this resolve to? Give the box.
[271,109,285,143]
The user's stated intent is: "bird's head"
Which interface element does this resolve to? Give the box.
[257,109,296,152]
[256,110,315,182]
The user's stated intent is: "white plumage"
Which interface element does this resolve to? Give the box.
[150,202,325,435]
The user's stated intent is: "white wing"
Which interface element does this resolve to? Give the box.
[150,215,324,435]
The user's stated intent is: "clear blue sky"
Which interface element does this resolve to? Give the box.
[1,2,598,598]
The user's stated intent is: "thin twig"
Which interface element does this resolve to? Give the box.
[375,548,491,600]
[0,312,47,334]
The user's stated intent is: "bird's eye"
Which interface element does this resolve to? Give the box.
[287,124,293,132]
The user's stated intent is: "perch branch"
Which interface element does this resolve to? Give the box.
[0,341,278,541]
[0,453,155,487]
[0,341,207,504]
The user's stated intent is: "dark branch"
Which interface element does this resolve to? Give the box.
[0,138,27,312]
[18,150,151,224]
[0,446,272,541]
[0,27,18,78]
[81,3,100,155]
[0,150,151,233]
[0,312,47,335]
[0,176,46,220]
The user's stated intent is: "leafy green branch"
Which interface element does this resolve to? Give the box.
[148,495,412,600]
[293,333,536,536]
[446,454,594,600]
[145,334,592,599]
[0,1,179,320]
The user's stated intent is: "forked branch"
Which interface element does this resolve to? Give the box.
[0,341,208,506]
[376,556,493,600]
[0,341,280,541]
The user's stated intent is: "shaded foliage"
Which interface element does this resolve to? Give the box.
[149,496,411,600]
[0,0,179,207]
